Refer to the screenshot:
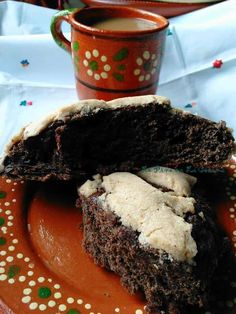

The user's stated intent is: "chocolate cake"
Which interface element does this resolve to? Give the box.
[0,95,235,181]
[77,167,231,314]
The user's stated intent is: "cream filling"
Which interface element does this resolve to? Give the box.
[79,169,198,262]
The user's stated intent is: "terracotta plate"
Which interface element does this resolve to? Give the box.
[0,160,236,314]
[80,0,221,18]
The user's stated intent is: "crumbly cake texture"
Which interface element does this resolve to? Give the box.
[78,167,231,314]
[1,95,235,181]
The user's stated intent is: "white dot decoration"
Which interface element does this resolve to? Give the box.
[101,72,108,79]
[19,276,26,282]
[138,75,144,82]
[0,274,7,281]
[87,69,93,76]
[54,292,62,299]
[85,303,92,309]
[7,222,13,227]
[29,263,34,269]
[0,251,7,256]
[48,300,56,307]
[38,277,45,283]
[83,60,89,67]
[134,69,141,76]
[22,296,31,304]
[8,278,15,284]
[58,304,67,311]
[12,239,18,244]
[136,58,143,66]
[5,210,11,215]
[92,49,99,57]
[29,280,36,287]
[8,246,15,251]
[101,55,107,62]
[24,257,30,262]
[94,73,100,81]
[17,253,23,259]
[0,267,5,274]
[143,51,150,60]
[0,261,6,266]
[67,297,74,304]
[23,288,32,295]
[104,64,111,72]
[77,299,83,304]
[135,310,143,314]
[6,179,11,183]
[85,51,91,59]
[8,215,14,220]
[4,202,10,206]
[54,283,60,289]
[29,302,38,310]
[115,308,120,312]
[27,271,34,276]
[39,304,47,311]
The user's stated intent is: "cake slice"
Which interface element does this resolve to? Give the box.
[0,95,234,181]
[77,167,230,314]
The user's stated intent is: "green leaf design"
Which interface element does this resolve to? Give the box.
[38,287,52,299]
[113,48,129,62]
[0,191,6,199]
[73,42,79,52]
[8,265,20,279]
[0,237,6,245]
[0,217,5,226]
[113,72,124,82]
[89,60,98,71]
[117,64,126,71]
[67,309,81,314]
[144,60,152,72]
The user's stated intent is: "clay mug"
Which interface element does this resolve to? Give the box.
[51,6,169,100]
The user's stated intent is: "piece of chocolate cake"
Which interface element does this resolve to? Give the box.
[77,167,230,314]
[0,95,234,181]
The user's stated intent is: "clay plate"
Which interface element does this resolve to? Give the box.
[0,160,236,314]
[80,0,221,18]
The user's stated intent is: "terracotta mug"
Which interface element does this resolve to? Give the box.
[51,6,169,100]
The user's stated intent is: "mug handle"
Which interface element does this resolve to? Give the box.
[50,9,77,54]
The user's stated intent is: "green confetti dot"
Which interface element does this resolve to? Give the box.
[0,237,6,245]
[113,47,129,61]
[112,72,124,82]
[117,64,126,71]
[8,265,20,279]
[67,309,80,314]
[0,191,6,199]
[89,60,98,71]
[38,287,52,299]
[143,60,152,72]
[73,41,79,52]
[0,217,5,226]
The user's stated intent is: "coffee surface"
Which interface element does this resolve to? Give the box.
[91,17,158,31]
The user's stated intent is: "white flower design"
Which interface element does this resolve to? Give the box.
[83,49,111,81]
[133,51,158,82]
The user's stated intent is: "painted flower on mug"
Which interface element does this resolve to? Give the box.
[133,51,158,82]
[83,49,111,81]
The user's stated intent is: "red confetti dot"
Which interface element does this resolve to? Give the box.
[213,59,223,68]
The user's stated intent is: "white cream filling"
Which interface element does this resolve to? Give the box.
[79,169,198,262]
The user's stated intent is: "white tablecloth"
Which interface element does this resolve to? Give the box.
[0,0,236,156]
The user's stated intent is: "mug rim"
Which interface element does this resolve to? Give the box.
[70,6,169,37]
